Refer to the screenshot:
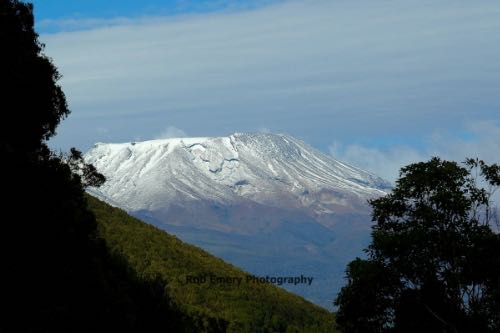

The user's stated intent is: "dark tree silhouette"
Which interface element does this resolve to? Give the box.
[0,1,193,331]
[335,157,500,332]
[66,148,106,188]
[0,0,69,153]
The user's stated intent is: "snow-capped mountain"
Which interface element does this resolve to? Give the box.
[86,133,389,219]
[85,133,390,309]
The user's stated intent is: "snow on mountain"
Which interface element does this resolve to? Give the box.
[86,132,390,215]
[85,132,391,309]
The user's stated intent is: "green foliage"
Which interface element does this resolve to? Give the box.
[88,195,337,333]
[3,149,194,331]
[1,1,206,331]
[335,157,500,332]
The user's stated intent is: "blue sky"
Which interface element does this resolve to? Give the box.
[32,0,267,19]
[32,0,163,20]
[32,0,281,33]
[34,0,500,181]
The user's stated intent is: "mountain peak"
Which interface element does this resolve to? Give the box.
[85,132,390,212]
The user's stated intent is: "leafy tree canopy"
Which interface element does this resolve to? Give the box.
[335,157,500,332]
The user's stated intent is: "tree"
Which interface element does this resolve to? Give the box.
[65,148,106,188]
[335,157,500,332]
[0,0,69,153]
[0,1,191,331]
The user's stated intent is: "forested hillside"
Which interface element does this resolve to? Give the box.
[88,195,337,332]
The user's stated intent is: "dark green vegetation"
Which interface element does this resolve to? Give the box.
[1,0,188,330]
[335,157,500,332]
[89,195,336,332]
[1,1,336,331]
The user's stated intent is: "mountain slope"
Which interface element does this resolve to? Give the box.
[85,132,390,308]
[86,133,389,215]
[88,194,336,332]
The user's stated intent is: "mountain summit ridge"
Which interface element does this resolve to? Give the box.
[86,132,390,214]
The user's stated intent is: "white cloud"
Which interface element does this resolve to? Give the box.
[96,127,109,134]
[43,0,500,154]
[329,142,425,182]
[330,121,500,182]
[39,17,138,32]
[155,126,187,139]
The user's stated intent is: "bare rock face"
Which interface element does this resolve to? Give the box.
[85,132,390,309]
